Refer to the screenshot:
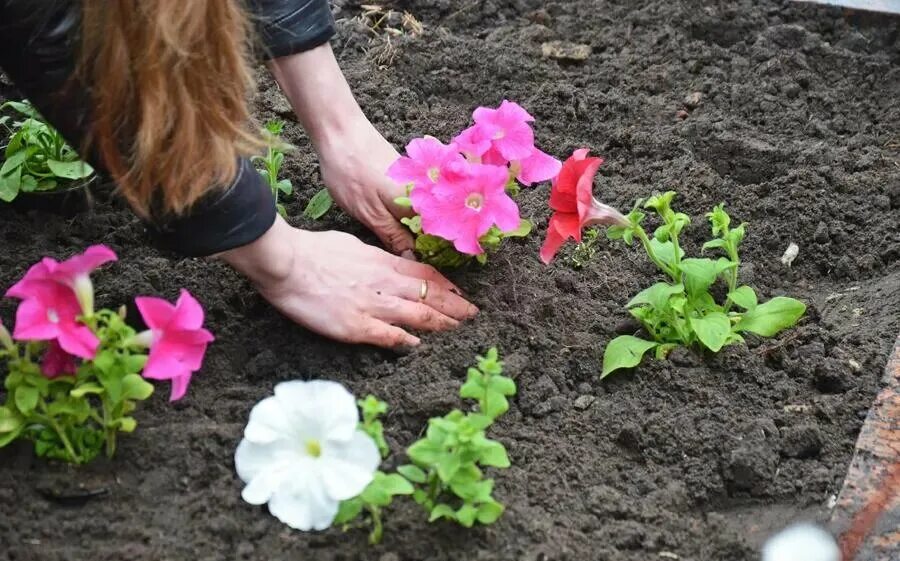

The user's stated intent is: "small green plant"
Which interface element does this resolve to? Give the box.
[602,192,806,377]
[0,100,94,202]
[303,188,334,220]
[334,395,414,545]
[252,120,293,217]
[331,348,515,543]
[399,347,516,527]
[570,228,601,269]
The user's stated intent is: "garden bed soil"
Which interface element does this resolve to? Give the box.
[1,1,899,560]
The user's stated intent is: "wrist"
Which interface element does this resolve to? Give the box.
[217,215,299,288]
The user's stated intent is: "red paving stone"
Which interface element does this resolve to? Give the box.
[830,334,900,561]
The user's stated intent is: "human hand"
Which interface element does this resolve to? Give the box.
[219,216,477,348]
[267,44,414,256]
[316,117,415,256]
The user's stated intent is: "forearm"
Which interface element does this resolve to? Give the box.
[267,43,369,151]
[217,215,297,287]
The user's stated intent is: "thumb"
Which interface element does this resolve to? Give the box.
[372,214,416,257]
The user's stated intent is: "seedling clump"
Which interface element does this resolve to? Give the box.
[602,191,806,377]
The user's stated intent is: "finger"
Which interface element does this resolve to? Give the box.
[351,316,421,348]
[398,278,477,320]
[371,214,416,256]
[376,297,460,332]
[391,258,465,295]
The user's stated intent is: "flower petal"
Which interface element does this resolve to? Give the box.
[236,441,295,504]
[268,477,339,531]
[171,290,205,331]
[518,148,562,186]
[56,325,99,359]
[274,380,359,442]
[320,430,381,501]
[135,296,175,330]
[243,394,295,444]
[12,299,59,341]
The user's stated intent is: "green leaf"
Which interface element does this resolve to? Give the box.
[0,172,21,202]
[679,258,735,298]
[47,159,93,180]
[689,312,731,352]
[397,464,428,483]
[649,239,685,269]
[626,282,684,311]
[276,179,292,195]
[601,336,658,378]
[116,417,137,433]
[303,189,333,220]
[501,219,532,238]
[407,439,444,465]
[378,473,414,496]
[0,407,24,433]
[478,440,510,468]
[14,385,39,413]
[735,297,806,337]
[393,195,412,207]
[455,503,478,527]
[121,373,154,401]
[0,148,30,176]
[728,285,758,310]
[333,497,364,525]
[437,453,461,482]
[476,501,504,524]
[706,202,730,236]
[701,238,728,252]
[429,503,457,523]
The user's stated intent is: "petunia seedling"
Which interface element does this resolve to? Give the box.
[0,99,95,202]
[252,120,295,217]
[400,348,515,527]
[600,192,806,377]
[0,246,213,463]
[388,101,560,268]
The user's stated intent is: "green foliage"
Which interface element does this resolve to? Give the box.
[334,349,515,544]
[303,188,333,220]
[402,348,515,527]
[570,228,601,269]
[602,193,806,378]
[0,310,153,463]
[252,120,294,217]
[395,187,532,268]
[0,100,94,202]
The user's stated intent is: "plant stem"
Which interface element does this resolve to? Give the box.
[634,226,677,281]
[102,399,116,458]
[367,505,383,545]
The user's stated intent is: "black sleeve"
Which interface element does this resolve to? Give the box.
[247,0,337,60]
[0,0,338,257]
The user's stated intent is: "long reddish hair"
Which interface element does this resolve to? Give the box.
[79,0,264,217]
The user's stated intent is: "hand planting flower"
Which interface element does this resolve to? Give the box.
[539,149,628,265]
[390,100,559,267]
[411,161,520,255]
[235,380,381,531]
[134,290,215,401]
[0,249,214,464]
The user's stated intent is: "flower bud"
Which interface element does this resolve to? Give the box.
[72,275,95,318]
[0,320,15,352]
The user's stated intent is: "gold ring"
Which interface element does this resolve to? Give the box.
[419,280,429,300]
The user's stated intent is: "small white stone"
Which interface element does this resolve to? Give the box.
[780,243,800,267]
[762,523,839,561]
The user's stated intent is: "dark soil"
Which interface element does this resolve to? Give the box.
[2,1,899,560]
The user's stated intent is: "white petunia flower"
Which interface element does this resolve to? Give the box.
[762,523,840,561]
[234,380,380,531]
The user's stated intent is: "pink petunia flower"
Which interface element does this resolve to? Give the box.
[410,161,521,255]
[452,124,495,162]
[470,100,536,162]
[134,290,214,401]
[386,136,465,192]
[8,282,99,359]
[540,149,628,264]
[7,245,117,317]
[41,340,78,378]
[483,145,562,186]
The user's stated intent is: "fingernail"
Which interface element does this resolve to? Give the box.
[401,250,416,261]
